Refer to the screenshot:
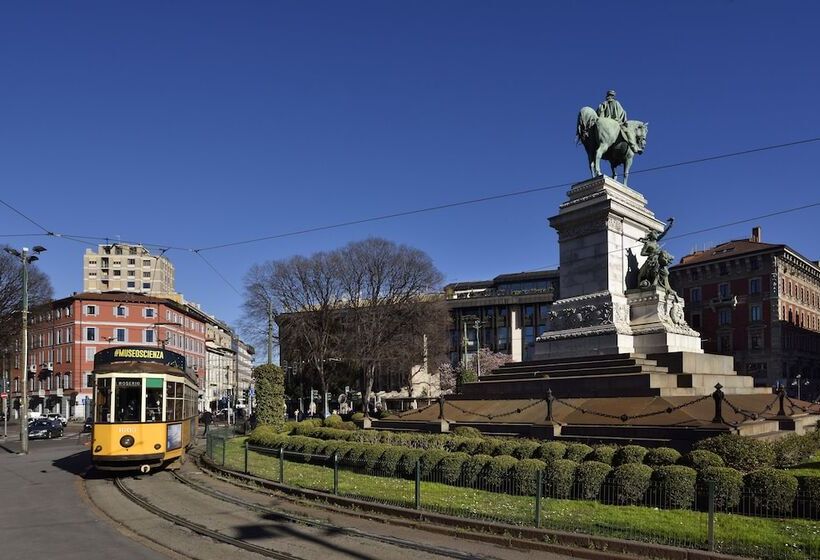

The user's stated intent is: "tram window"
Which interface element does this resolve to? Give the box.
[115,379,142,422]
[145,378,163,422]
[95,378,111,423]
[166,381,181,421]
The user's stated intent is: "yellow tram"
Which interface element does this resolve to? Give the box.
[91,346,198,473]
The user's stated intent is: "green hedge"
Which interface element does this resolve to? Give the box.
[699,466,744,511]
[564,443,593,463]
[463,454,493,487]
[484,455,518,491]
[576,461,612,500]
[773,433,818,468]
[440,452,469,485]
[744,468,798,515]
[493,439,519,457]
[644,447,681,467]
[535,441,566,463]
[455,438,483,455]
[476,438,503,456]
[512,441,541,459]
[397,449,424,478]
[419,449,450,478]
[362,444,387,471]
[513,458,546,495]
[653,465,696,509]
[611,463,653,505]
[376,446,405,477]
[452,426,483,438]
[797,475,820,516]
[613,445,647,466]
[588,446,616,465]
[547,459,578,499]
[682,449,725,470]
[694,434,775,473]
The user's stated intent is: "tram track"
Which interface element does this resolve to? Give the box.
[113,476,301,560]
[169,470,494,560]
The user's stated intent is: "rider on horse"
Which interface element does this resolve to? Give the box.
[597,90,635,150]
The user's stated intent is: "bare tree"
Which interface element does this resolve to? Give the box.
[243,251,346,410]
[0,248,53,351]
[336,238,443,414]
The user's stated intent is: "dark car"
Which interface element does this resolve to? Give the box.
[82,417,93,433]
[28,419,63,439]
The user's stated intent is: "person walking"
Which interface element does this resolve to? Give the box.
[202,410,213,435]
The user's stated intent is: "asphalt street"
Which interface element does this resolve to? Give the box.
[0,424,167,560]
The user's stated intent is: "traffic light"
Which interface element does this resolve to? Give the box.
[311,389,319,402]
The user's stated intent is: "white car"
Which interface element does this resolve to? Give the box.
[46,413,68,427]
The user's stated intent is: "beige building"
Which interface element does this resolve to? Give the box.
[83,243,176,299]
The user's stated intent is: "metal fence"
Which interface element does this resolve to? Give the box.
[204,434,820,560]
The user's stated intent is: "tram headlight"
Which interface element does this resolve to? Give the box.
[119,435,135,448]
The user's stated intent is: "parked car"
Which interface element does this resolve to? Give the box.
[46,413,68,427]
[28,419,63,439]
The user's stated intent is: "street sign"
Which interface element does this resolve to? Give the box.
[0,392,6,399]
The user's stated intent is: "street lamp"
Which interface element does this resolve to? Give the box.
[473,318,482,378]
[792,374,810,401]
[4,245,46,455]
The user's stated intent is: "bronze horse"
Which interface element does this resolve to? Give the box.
[576,106,648,186]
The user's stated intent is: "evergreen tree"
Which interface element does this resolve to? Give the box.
[253,364,285,430]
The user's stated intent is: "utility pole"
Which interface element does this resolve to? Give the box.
[5,245,46,455]
[474,318,482,377]
[2,351,8,439]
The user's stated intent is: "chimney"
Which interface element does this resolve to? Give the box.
[751,226,761,243]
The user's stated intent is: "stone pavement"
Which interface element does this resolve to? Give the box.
[0,427,167,560]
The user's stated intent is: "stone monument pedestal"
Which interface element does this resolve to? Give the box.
[627,287,702,355]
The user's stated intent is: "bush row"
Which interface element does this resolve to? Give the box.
[247,426,816,514]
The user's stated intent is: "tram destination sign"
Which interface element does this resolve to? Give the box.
[94,346,186,371]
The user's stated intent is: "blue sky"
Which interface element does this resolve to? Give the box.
[2,1,819,333]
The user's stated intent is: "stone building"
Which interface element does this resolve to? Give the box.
[670,227,820,393]
[83,243,176,300]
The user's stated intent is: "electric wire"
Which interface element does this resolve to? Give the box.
[0,198,53,235]
[193,250,243,296]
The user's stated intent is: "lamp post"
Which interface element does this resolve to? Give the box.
[792,374,810,401]
[4,245,46,455]
[473,318,482,378]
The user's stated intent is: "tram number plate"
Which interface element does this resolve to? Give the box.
[118,427,137,434]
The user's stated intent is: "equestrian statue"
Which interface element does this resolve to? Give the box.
[576,90,649,186]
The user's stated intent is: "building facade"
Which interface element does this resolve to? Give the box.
[83,243,176,299]
[233,339,255,405]
[445,269,560,364]
[204,320,236,412]
[5,292,208,419]
[670,227,820,393]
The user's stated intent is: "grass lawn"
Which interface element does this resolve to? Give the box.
[214,437,820,560]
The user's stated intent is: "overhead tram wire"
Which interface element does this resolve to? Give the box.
[192,250,243,297]
[0,198,54,235]
[192,135,820,253]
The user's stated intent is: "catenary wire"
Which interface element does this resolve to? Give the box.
[0,198,53,234]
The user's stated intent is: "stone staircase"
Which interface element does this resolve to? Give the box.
[460,353,771,399]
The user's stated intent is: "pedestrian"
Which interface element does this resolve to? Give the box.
[202,410,213,435]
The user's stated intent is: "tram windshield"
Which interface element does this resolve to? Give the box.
[95,378,111,423]
[115,378,142,422]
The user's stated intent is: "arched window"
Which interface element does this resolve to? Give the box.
[64,373,72,389]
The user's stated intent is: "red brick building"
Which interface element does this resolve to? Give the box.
[6,292,209,419]
[670,227,820,395]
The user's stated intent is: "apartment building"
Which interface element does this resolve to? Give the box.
[83,243,176,299]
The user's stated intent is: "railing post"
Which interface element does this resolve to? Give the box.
[279,447,285,484]
[711,383,725,424]
[244,440,249,474]
[707,480,715,551]
[333,452,339,495]
[221,437,226,466]
[535,469,543,528]
[415,459,421,510]
[545,388,554,422]
[777,385,786,416]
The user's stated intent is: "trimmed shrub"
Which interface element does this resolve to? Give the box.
[512,440,541,460]
[484,455,519,491]
[611,463,653,505]
[588,446,616,465]
[513,459,546,495]
[644,447,682,467]
[419,449,450,478]
[694,434,775,473]
[322,414,344,428]
[797,475,820,516]
[351,412,365,422]
[456,438,483,455]
[397,449,425,478]
[576,461,612,500]
[773,434,817,468]
[476,438,504,456]
[426,434,453,450]
[453,426,483,438]
[535,442,567,463]
[376,446,405,477]
[546,459,578,499]
[361,444,387,473]
[744,468,798,515]
[340,421,357,431]
[440,452,469,485]
[493,439,519,457]
[462,454,493,487]
[682,449,725,470]
[344,442,369,463]
[614,445,647,466]
[653,465,696,509]
[564,443,593,463]
[699,466,743,511]
[248,426,288,448]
